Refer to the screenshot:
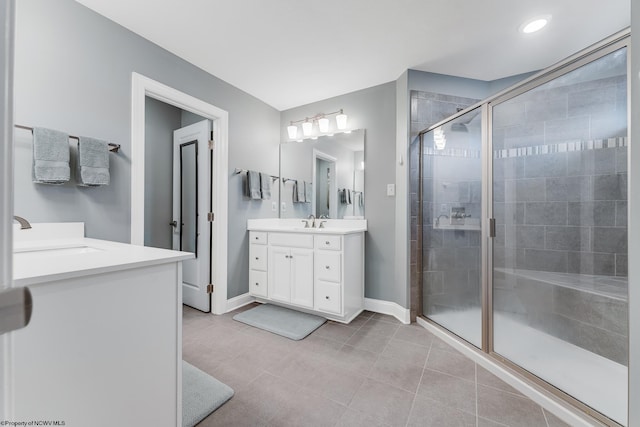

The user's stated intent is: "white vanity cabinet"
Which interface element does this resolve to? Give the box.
[247,219,366,324]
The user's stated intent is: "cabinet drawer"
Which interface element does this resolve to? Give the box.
[314,235,341,251]
[249,270,268,297]
[250,231,267,245]
[249,244,267,271]
[315,252,341,283]
[270,232,313,248]
[315,280,342,314]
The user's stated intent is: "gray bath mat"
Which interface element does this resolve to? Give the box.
[233,303,326,340]
[182,360,234,427]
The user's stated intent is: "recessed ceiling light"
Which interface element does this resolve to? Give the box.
[520,15,551,34]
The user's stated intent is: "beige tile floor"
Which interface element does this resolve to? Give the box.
[183,304,570,427]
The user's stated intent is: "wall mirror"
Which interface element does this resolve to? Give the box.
[279,129,365,219]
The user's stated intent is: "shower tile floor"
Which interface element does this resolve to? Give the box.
[183,304,570,427]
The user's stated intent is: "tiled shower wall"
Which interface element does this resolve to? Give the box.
[492,73,628,277]
[409,91,479,320]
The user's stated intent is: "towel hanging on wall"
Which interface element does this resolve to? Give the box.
[304,182,312,204]
[246,170,261,200]
[293,180,306,203]
[32,127,70,185]
[77,136,110,187]
[260,172,271,200]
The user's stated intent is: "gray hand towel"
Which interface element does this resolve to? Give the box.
[295,180,305,203]
[260,173,271,200]
[77,136,110,186]
[304,182,312,204]
[246,170,261,199]
[32,127,70,184]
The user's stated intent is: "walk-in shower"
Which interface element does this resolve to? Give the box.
[417,31,629,426]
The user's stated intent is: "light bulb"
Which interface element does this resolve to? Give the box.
[336,112,348,130]
[302,121,313,136]
[318,117,329,133]
[287,125,297,139]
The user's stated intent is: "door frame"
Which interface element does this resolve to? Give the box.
[130,72,229,315]
[311,149,337,219]
[0,0,15,417]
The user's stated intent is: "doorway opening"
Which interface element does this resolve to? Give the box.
[131,73,229,315]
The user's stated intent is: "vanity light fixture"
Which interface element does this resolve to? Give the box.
[336,111,348,130]
[318,117,330,133]
[520,15,551,34]
[286,109,348,140]
[302,120,313,136]
[287,124,298,139]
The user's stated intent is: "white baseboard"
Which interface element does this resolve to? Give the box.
[364,298,410,324]
[416,317,598,427]
[225,292,255,313]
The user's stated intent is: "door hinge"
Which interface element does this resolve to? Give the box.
[207,212,215,222]
[488,218,496,238]
[207,284,214,294]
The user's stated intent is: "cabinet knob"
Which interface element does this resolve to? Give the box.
[325,296,330,300]
[255,236,259,240]
[255,283,259,286]
[325,265,330,270]
[255,257,259,260]
[325,241,330,245]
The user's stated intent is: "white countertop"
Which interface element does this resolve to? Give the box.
[247,218,367,234]
[13,223,194,286]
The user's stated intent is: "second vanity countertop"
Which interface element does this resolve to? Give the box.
[247,218,367,234]
[13,223,194,286]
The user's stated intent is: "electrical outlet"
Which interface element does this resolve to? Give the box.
[386,184,395,197]
[271,201,277,212]
[281,202,287,212]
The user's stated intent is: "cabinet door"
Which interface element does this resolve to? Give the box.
[268,246,291,302]
[290,248,314,308]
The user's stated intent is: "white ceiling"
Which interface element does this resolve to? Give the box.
[74,0,629,111]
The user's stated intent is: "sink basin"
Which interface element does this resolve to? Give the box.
[14,244,102,258]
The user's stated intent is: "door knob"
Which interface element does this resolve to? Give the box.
[169,220,177,228]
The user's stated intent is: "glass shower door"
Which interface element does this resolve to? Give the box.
[421,108,483,347]
[491,45,628,425]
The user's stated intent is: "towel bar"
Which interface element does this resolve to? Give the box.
[233,168,279,181]
[15,124,121,153]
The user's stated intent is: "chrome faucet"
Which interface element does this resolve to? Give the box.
[13,216,32,230]
[435,214,449,227]
[307,214,316,228]
[318,220,327,228]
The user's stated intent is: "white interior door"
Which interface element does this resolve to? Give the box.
[173,120,211,312]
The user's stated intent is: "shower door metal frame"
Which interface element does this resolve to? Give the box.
[416,28,630,427]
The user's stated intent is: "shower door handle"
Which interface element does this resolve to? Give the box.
[488,218,496,238]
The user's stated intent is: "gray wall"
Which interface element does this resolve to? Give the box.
[144,97,182,250]
[281,83,398,304]
[13,0,280,300]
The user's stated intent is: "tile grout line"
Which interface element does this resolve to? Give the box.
[475,362,479,427]
[403,334,434,427]
[542,406,551,427]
